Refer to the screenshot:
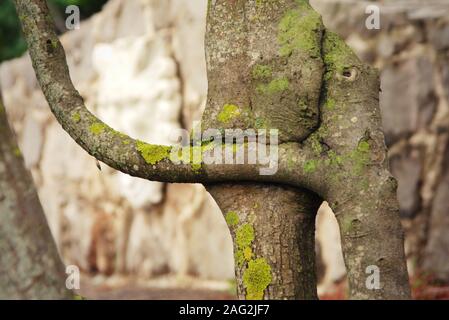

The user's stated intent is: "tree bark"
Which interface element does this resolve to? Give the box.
[203,0,323,300]
[208,183,321,300]
[0,91,72,299]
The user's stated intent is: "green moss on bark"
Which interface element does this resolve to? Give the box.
[136,141,171,165]
[89,122,106,135]
[323,31,357,75]
[277,3,322,58]
[217,104,241,123]
[243,258,272,300]
[257,77,289,94]
[236,224,255,249]
[225,211,240,227]
[303,160,317,173]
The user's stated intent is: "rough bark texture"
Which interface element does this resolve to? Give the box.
[208,183,320,300]
[14,0,412,299]
[203,0,323,300]
[0,91,72,299]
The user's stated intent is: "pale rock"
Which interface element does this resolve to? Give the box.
[316,202,346,293]
[20,114,43,168]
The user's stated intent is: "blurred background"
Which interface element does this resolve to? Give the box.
[0,0,448,299]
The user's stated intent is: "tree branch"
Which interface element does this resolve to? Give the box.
[13,0,325,193]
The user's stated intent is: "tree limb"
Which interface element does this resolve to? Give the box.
[13,0,324,192]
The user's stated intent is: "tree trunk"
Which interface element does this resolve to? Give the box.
[208,184,321,300]
[203,0,324,300]
[0,91,72,299]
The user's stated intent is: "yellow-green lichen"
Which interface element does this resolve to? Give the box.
[217,104,241,123]
[234,223,255,269]
[89,122,106,135]
[71,112,81,123]
[277,3,322,58]
[225,211,239,227]
[136,141,171,165]
[235,250,245,267]
[243,247,253,261]
[357,141,370,153]
[257,77,289,94]
[243,258,272,300]
[236,224,255,249]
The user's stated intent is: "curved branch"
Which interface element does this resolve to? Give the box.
[13,0,328,193]
[14,0,196,182]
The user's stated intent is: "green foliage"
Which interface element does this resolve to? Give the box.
[0,0,27,62]
[0,0,108,63]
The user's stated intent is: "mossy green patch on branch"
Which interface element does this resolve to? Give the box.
[243,258,272,300]
[326,150,343,167]
[234,223,255,268]
[303,159,317,173]
[235,250,245,267]
[89,122,107,135]
[323,31,358,75]
[217,104,241,123]
[243,247,253,261]
[136,141,171,165]
[357,141,370,153]
[277,4,322,58]
[257,77,289,94]
[225,211,239,227]
[236,224,255,249]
